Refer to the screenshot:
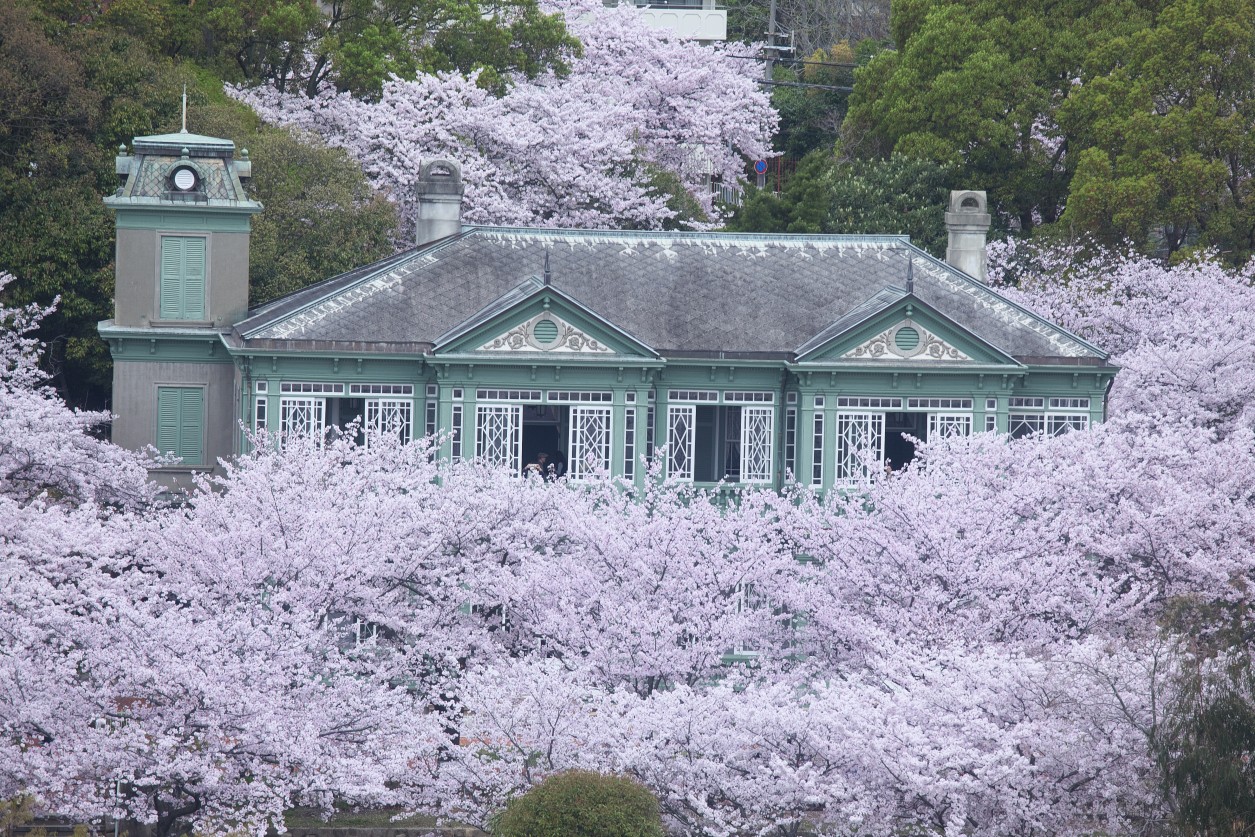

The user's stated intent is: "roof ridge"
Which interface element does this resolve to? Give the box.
[466,226,913,245]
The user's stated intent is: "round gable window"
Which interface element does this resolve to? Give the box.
[894,325,920,352]
[531,317,560,346]
[888,322,925,358]
[172,167,198,191]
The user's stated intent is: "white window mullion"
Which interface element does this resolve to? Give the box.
[836,412,884,487]
[740,406,774,483]
[569,406,612,480]
[667,405,696,481]
[475,404,522,473]
[927,412,972,439]
[365,399,413,445]
[279,396,325,445]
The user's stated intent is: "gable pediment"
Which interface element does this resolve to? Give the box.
[841,319,971,362]
[433,279,657,358]
[796,292,1021,367]
[478,311,615,354]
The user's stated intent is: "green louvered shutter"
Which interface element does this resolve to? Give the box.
[156,387,180,455]
[159,238,183,319]
[178,388,204,465]
[181,237,206,319]
[159,236,207,320]
[155,386,204,466]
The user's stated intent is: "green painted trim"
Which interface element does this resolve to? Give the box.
[99,322,232,363]
[109,207,256,232]
[229,348,434,361]
[433,352,662,366]
[791,362,1023,374]
[107,339,232,363]
[99,321,225,339]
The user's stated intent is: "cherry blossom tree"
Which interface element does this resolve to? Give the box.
[9,245,1255,836]
[988,240,1255,433]
[0,275,157,824]
[231,0,776,233]
[0,274,153,508]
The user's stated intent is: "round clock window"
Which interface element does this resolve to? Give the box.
[172,167,197,191]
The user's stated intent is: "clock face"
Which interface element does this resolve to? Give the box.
[173,168,197,191]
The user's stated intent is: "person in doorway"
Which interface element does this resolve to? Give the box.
[525,451,554,479]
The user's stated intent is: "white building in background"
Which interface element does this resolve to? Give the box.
[628,0,727,41]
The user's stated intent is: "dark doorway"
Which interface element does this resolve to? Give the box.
[522,405,564,477]
[884,412,926,471]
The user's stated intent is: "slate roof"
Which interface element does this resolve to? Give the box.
[106,130,259,209]
[234,227,1108,364]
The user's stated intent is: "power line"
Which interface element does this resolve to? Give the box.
[727,54,861,69]
[757,79,854,92]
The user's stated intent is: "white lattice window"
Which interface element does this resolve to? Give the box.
[928,413,972,439]
[365,399,412,444]
[280,396,325,442]
[424,384,438,438]
[1009,413,1045,439]
[569,406,612,479]
[475,404,522,472]
[835,412,884,487]
[1047,414,1088,435]
[451,404,463,460]
[740,406,774,483]
[667,405,696,481]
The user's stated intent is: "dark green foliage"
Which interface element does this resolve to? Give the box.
[1155,602,1255,836]
[768,49,852,160]
[727,151,955,256]
[1155,656,1255,835]
[0,0,182,405]
[1058,0,1255,262]
[0,0,396,406]
[842,0,1136,233]
[38,0,581,99]
[491,771,664,837]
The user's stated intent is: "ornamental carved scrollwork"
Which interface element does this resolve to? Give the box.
[841,320,971,361]
[479,313,614,353]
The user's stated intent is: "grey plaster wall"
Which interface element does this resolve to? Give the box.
[114,228,250,327]
[110,360,237,483]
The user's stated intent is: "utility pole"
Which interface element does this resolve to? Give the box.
[763,0,778,83]
[759,0,778,190]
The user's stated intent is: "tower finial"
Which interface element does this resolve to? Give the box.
[906,252,914,294]
[543,249,552,286]
[180,84,188,134]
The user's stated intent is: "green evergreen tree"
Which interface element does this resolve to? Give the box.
[492,771,664,837]
[727,151,956,256]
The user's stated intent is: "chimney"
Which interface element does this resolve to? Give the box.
[415,159,464,246]
[945,190,991,282]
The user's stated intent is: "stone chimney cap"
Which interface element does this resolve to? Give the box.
[945,190,990,227]
[417,159,464,197]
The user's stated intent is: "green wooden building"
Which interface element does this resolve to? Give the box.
[99,129,1116,489]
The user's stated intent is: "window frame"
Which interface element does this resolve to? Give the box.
[157,234,208,321]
